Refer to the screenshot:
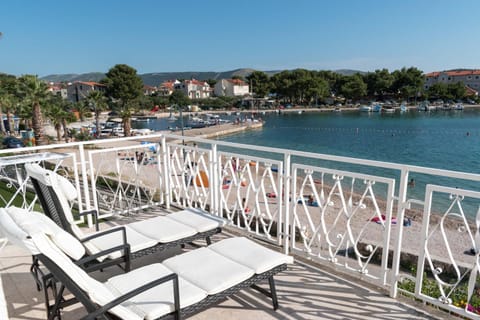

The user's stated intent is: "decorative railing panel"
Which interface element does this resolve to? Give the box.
[411,184,480,319]
[0,152,73,210]
[218,152,283,244]
[167,143,212,210]
[290,164,395,284]
[88,143,163,218]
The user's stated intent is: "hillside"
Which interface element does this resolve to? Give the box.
[40,68,364,86]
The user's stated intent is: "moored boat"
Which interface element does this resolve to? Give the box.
[359,105,372,112]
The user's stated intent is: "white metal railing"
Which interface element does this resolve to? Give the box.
[1,132,480,318]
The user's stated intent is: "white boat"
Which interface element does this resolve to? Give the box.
[359,105,371,112]
[400,104,408,112]
[383,106,395,113]
[454,103,464,110]
[187,117,208,128]
[417,101,435,111]
[334,107,342,113]
[167,115,177,121]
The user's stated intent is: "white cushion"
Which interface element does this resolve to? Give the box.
[167,208,225,233]
[28,232,143,320]
[163,248,254,295]
[83,225,157,261]
[209,237,294,274]
[25,163,78,201]
[0,208,35,253]
[128,216,197,243]
[106,263,207,320]
[55,173,78,201]
[6,207,85,260]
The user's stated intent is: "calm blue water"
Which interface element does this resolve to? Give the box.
[135,110,480,216]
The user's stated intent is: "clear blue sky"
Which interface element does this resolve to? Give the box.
[1,0,479,76]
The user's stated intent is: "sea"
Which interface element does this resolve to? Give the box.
[134,109,480,217]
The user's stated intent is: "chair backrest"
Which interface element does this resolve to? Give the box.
[25,163,85,239]
[0,207,143,320]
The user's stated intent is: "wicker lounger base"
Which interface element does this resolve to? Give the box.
[131,227,222,260]
[173,263,288,319]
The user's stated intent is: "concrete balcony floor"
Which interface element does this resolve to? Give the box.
[0,213,446,320]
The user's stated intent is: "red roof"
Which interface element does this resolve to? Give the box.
[425,70,480,78]
[185,79,208,86]
[227,79,247,85]
[160,81,175,89]
[74,81,105,87]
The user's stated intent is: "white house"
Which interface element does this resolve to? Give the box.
[174,79,211,99]
[214,79,250,97]
[425,70,480,96]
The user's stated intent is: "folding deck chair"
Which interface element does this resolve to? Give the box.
[25,163,224,273]
[0,207,293,320]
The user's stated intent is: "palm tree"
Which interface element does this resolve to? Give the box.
[86,90,108,138]
[16,75,49,145]
[45,95,76,142]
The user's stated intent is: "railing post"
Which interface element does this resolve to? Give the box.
[210,143,219,216]
[78,143,93,228]
[282,152,291,254]
[160,135,170,209]
[389,168,409,297]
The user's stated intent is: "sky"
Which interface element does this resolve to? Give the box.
[1,0,480,77]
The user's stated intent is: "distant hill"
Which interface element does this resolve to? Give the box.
[41,72,106,83]
[40,68,364,86]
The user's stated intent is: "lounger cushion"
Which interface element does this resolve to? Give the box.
[25,163,78,201]
[128,216,197,243]
[209,237,294,274]
[83,225,157,261]
[167,208,225,233]
[0,208,34,252]
[6,207,85,260]
[163,247,254,295]
[106,263,207,320]
[29,232,144,320]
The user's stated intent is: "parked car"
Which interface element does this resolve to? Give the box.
[2,136,25,148]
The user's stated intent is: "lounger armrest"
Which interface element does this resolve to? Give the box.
[78,209,99,231]
[81,273,180,320]
[80,227,130,264]
[76,243,131,267]
[80,226,127,243]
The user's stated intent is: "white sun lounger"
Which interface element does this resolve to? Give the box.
[25,163,224,272]
[0,207,293,320]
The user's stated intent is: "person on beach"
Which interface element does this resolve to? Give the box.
[408,178,415,188]
[242,197,250,213]
[307,194,315,206]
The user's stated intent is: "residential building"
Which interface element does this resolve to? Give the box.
[67,81,106,102]
[158,80,179,96]
[174,79,211,99]
[47,82,68,99]
[214,79,250,97]
[143,85,157,96]
[424,69,480,96]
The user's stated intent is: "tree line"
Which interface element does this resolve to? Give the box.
[0,64,475,145]
[246,67,472,105]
